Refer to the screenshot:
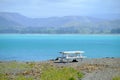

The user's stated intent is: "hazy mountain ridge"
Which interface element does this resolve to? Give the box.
[0,12,120,34]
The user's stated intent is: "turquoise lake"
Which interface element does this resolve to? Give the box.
[0,34,120,61]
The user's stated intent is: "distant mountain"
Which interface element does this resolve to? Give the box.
[91,13,120,20]
[0,12,32,26]
[0,12,120,34]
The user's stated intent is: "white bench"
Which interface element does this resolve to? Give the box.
[59,51,86,62]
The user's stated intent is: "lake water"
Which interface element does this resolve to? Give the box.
[0,34,120,61]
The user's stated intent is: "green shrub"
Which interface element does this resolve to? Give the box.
[0,73,9,80]
[77,72,84,79]
[41,66,80,80]
[113,76,120,80]
[69,77,76,80]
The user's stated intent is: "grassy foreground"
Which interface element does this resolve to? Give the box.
[1,58,119,80]
[112,76,120,80]
[0,61,83,80]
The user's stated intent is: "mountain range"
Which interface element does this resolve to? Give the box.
[0,12,120,34]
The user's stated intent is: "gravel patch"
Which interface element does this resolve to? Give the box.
[54,58,120,80]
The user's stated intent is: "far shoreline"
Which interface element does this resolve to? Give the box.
[0,57,119,62]
[0,33,120,36]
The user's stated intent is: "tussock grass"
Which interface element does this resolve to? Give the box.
[113,76,120,80]
[0,61,84,80]
[41,63,83,80]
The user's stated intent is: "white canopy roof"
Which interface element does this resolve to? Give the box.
[60,51,84,54]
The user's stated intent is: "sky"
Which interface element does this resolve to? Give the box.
[0,0,120,18]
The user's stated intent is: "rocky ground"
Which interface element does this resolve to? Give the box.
[53,58,120,80]
[0,58,120,80]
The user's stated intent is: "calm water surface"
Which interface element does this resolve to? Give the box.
[0,34,120,61]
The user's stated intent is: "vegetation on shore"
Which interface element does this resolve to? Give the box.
[41,63,83,80]
[0,58,120,80]
[0,61,83,80]
[112,76,120,80]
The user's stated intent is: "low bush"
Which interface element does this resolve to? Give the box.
[41,64,83,80]
[0,62,84,80]
[113,76,120,80]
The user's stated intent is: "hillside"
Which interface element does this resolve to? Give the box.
[0,12,120,34]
